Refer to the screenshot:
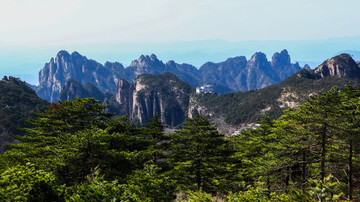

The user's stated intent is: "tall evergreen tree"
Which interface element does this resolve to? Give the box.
[336,83,360,200]
[170,114,236,193]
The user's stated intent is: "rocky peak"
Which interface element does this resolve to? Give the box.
[56,50,71,58]
[130,54,163,67]
[271,49,290,67]
[104,61,124,71]
[303,64,311,70]
[313,53,360,79]
[248,52,268,67]
[70,51,82,58]
[37,50,124,102]
[224,56,247,66]
[166,60,176,67]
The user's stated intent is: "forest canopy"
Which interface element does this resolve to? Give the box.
[1,84,360,201]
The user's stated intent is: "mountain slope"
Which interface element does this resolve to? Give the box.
[191,53,360,134]
[0,76,49,152]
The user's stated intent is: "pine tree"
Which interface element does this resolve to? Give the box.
[336,83,360,200]
[170,114,235,193]
[0,98,113,183]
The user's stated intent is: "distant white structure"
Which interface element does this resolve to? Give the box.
[196,85,214,94]
[230,124,261,136]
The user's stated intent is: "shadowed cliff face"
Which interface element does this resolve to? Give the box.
[116,73,191,126]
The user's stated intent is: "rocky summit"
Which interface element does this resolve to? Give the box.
[37,51,123,102]
[297,53,360,79]
[36,50,304,102]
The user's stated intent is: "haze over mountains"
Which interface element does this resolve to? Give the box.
[1,50,360,150]
[20,49,358,134]
[3,37,360,85]
[36,49,303,102]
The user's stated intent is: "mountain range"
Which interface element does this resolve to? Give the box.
[2,50,360,151]
[30,50,359,134]
[36,49,303,102]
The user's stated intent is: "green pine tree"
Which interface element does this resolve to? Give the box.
[169,114,236,193]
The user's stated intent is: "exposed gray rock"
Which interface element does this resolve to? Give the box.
[115,73,191,126]
[37,51,124,102]
[36,49,303,101]
[313,53,360,79]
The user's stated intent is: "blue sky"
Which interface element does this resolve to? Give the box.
[1,0,360,84]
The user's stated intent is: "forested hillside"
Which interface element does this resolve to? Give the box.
[1,84,360,200]
[0,76,48,153]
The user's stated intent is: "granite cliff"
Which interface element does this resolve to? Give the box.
[115,73,191,126]
[37,51,124,102]
[37,50,304,102]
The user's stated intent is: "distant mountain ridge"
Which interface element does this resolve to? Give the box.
[1,52,359,143]
[36,49,303,102]
[191,53,360,134]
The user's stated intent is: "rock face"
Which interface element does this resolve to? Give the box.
[313,54,360,79]
[297,54,360,79]
[199,49,302,91]
[59,79,107,102]
[115,73,191,126]
[37,49,303,102]
[37,51,124,102]
[116,79,134,116]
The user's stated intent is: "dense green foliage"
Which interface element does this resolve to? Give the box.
[0,76,49,153]
[2,86,360,200]
[169,114,238,193]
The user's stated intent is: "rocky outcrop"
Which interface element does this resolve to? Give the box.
[297,54,360,80]
[313,54,360,79]
[115,73,191,126]
[37,51,124,102]
[271,49,302,81]
[200,49,302,92]
[116,79,134,116]
[303,64,311,70]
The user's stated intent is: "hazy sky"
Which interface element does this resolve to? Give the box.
[1,0,360,85]
[1,0,360,46]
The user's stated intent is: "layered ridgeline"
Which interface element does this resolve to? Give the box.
[56,53,360,135]
[0,76,48,152]
[36,49,302,102]
[191,53,360,134]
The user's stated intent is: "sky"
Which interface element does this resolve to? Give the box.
[1,0,360,84]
